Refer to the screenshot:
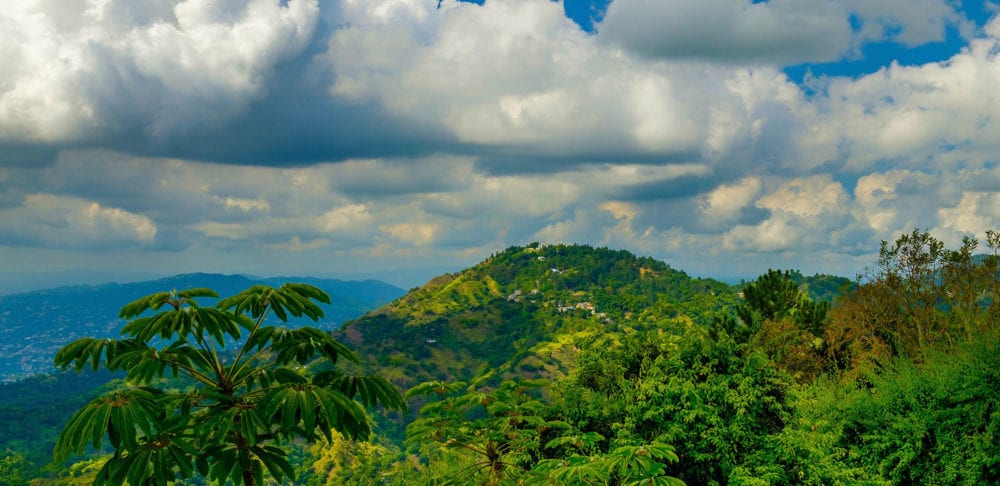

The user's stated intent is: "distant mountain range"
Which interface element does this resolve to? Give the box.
[0,253,852,385]
[0,273,405,382]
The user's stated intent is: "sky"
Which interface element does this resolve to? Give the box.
[2,0,1000,293]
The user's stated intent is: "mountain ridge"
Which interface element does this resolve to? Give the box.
[0,273,405,381]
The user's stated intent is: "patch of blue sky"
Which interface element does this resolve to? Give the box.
[454,0,996,93]
[563,0,611,32]
[786,1,997,89]
[788,27,955,83]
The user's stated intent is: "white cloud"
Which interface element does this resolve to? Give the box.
[1,0,998,286]
[532,209,616,245]
[723,214,800,252]
[699,176,762,227]
[600,201,638,222]
[937,192,994,237]
[715,176,850,254]
[0,0,319,145]
[804,19,1000,172]
[852,169,943,235]
[0,193,156,248]
[321,204,373,232]
[757,175,849,219]
[325,0,805,162]
[380,222,439,246]
[214,196,270,213]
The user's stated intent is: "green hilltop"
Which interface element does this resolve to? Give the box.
[6,231,999,485]
[335,243,744,388]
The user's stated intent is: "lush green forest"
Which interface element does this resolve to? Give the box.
[2,230,998,485]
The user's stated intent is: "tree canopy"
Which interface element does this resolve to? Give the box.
[52,283,404,486]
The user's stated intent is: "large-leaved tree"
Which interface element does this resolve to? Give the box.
[53,283,404,486]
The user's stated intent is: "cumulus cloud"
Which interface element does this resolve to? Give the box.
[938,192,994,237]
[380,222,440,246]
[716,176,848,253]
[757,175,849,219]
[0,193,156,249]
[0,0,319,146]
[802,21,1000,173]
[699,176,762,228]
[325,0,815,170]
[0,0,998,286]
[320,204,374,232]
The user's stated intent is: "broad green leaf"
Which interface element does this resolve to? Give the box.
[273,367,307,384]
[54,337,137,372]
[326,374,405,410]
[119,292,171,319]
[217,283,329,323]
[177,287,219,299]
[53,282,396,486]
[257,444,296,480]
[405,380,468,399]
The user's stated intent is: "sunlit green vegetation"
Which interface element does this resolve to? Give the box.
[45,284,403,486]
[4,232,998,484]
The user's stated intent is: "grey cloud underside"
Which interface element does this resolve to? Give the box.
[598,0,966,66]
[138,16,451,165]
[472,152,700,176]
[0,93,707,173]
[0,0,979,171]
[0,144,60,167]
[141,95,455,166]
[599,0,854,65]
[963,168,1000,192]
[615,174,723,201]
[630,197,771,234]
[1,0,459,166]
[0,0,997,283]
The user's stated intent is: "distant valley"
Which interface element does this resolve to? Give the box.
[0,273,405,382]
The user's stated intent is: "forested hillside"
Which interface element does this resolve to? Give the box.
[335,244,740,390]
[3,232,998,485]
[329,234,1000,485]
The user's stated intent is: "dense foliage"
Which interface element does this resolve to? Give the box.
[0,370,119,482]
[50,283,405,486]
[335,244,739,391]
[4,235,998,485]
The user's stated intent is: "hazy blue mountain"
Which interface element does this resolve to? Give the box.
[0,273,404,382]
